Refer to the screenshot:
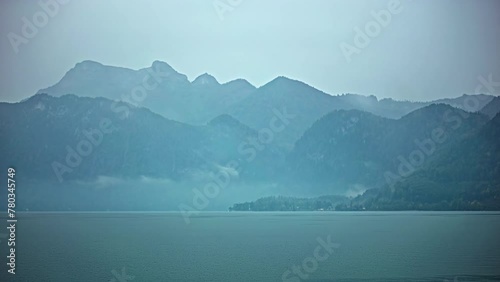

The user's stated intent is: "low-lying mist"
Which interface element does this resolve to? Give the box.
[4,177,335,212]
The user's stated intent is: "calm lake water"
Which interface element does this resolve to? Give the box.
[1,212,500,281]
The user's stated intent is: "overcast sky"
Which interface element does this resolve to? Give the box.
[1,0,499,102]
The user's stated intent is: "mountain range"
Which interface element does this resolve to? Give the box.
[1,60,499,211]
[340,110,500,211]
[38,60,495,149]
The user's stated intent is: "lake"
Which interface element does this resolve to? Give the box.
[2,212,500,281]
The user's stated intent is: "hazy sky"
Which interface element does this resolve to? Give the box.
[1,0,499,102]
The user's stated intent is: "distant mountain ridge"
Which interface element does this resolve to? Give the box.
[286,104,490,194]
[339,112,500,211]
[1,93,499,211]
[2,60,497,211]
[38,60,256,127]
[37,60,494,148]
[0,94,282,183]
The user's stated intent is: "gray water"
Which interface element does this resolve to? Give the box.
[2,212,500,281]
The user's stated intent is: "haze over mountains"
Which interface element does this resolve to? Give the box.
[342,110,500,211]
[1,60,499,211]
[38,61,495,148]
[288,105,489,191]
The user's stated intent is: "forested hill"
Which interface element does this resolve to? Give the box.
[338,112,500,211]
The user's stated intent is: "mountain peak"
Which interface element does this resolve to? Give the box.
[151,60,173,70]
[192,73,219,86]
[208,114,238,125]
[399,103,460,122]
[24,93,52,103]
[208,114,243,127]
[224,78,254,87]
[263,76,313,90]
[260,76,328,98]
[269,76,296,84]
[207,114,255,134]
[150,60,179,74]
[148,61,189,83]
[74,60,104,70]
